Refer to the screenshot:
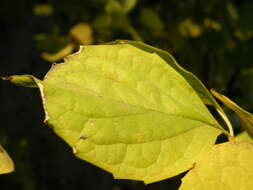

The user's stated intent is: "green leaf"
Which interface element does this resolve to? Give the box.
[69,23,93,45]
[105,0,137,14]
[178,19,202,38]
[226,2,239,21]
[110,42,232,136]
[211,89,253,138]
[42,43,75,62]
[1,75,40,88]
[33,4,53,16]
[180,141,253,190]
[0,145,14,174]
[5,41,223,183]
[203,18,222,31]
[122,0,137,13]
[139,8,164,32]
[110,40,221,110]
[34,30,71,54]
[236,131,253,142]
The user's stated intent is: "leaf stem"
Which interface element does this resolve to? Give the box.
[216,109,234,137]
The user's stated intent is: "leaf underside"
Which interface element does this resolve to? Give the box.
[180,141,253,190]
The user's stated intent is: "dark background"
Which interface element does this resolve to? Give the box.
[1,0,253,189]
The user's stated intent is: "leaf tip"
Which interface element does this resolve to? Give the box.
[1,76,12,81]
[1,75,40,88]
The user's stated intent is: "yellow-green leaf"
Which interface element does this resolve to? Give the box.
[122,0,137,13]
[105,0,137,14]
[211,89,253,138]
[180,141,253,190]
[4,41,224,183]
[0,145,14,174]
[33,4,53,16]
[178,19,202,38]
[42,43,75,62]
[139,8,164,32]
[236,131,253,142]
[110,40,221,109]
[69,23,93,45]
[1,75,40,88]
[109,41,233,135]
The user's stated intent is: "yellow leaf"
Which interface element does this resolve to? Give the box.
[0,145,14,175]
[69,23,93,45]
[180,141,253,190]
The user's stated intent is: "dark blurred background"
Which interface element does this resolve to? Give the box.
[0,0,253,189]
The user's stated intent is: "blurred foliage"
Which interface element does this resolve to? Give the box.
[1,0,253,189]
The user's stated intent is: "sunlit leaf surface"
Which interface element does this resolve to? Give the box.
[0,145,14,175]
[180,141,253,190]
[4,41,223,183]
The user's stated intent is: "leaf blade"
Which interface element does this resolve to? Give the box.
[5,42,224,183]
[1,75,40,88]
[180,141,253,190]
[41,43,222,183]
[236,131,253,142]
[0,145,14,175]
[108,40,221,109]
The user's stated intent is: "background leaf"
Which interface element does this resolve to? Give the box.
[0,145,14,175]
[42,43,75,62]
[139,8,164,32]
[105,0,137,14]
[69,23,93,45]
[180,141,253,190]
[236,131,253,142]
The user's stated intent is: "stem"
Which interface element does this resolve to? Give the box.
[216,109,234,137]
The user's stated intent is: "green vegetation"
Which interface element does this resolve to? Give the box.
[180,141,253,190]
[2,40,253,189]
[0,145,14,174]
[1,0,253,189]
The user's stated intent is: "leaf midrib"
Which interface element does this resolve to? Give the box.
[74,124,207,146]
[44,81,219,128]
